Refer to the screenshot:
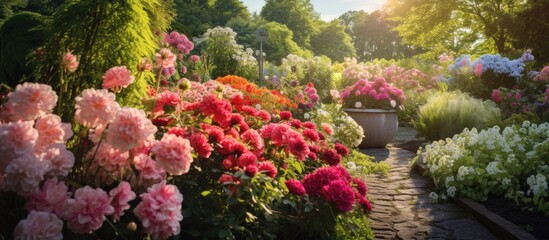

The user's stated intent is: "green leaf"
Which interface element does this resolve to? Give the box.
[201,190,211,196]
[260,202,273,215]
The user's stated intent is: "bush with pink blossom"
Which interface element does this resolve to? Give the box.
[340,77,406,110]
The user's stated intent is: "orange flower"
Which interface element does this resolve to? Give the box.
[216,75,296,110]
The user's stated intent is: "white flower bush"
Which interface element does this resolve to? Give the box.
[419,121,549,214]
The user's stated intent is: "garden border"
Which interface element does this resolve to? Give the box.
[413,157,538,240]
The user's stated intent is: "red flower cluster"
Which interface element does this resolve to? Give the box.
[301,166,371,212]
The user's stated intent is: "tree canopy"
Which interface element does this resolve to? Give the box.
[386,0,529,58]
[310,20,355,62]
[260,0,320,50]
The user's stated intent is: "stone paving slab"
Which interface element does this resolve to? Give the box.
[361,128,498,240]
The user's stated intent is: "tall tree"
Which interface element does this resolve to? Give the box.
[508,0,549,65]
[172,0,213,38]
[260,0,320,50]
[212,0,250,27]
[261,21,312,63]
[354,10,417,61]
[310,20,355,62]
[0,12,50,87]
[386,0,529,57]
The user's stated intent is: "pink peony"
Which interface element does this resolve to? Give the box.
[245,165,258,177]
[40,144,75,177]
[188,133,212,158]
[199,95,232,126]
[236,152,257,168]
[321,123,333,135]
[321,148,342,166]
[279,111,292,120]
[491,89,502,103]
[189,55,200,63]
[352,178,368,196]
[75,88,120,128]
[154,90,181,114]
[4,153,48,196]
[473,63,483,76]
[26,177,69,216]
[356,193,373,212]
[241,129,264,155]
[258,161,277,178]
[303,121,316,129]
[155,48,177,68]
[88,124,106,143]
[0,121,38,171]
[334,143,349,157]
[109,181,136,222]
[285,179,306,196]
[286,131,310,161]
[134,181,183,240]
[4,83,58,121]
[88,142,130,172]
[14,211,63,240]
[62,51,79,72]
[102,66,135,92]
[321,179,355,212]
[152,134,193,175]
[34,114,72,150]
[302,128,320,141]
[133,154,166,183]
[138,58,153,71]
[105,107,157,151]
[257,110,271,122]
[62,186,114,233]
[302,165,351,197]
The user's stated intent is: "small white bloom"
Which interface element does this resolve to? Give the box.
[486,162,501,175]
[330,90,340,100]
[445,176,455,188]
[390,100,397,108]
[429,192,438,203]
[255,104,261,110]
[304,113,310,119]
[447,186,457,197]
[354,101,362,108]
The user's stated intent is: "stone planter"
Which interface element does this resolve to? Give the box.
[343,108,398,148]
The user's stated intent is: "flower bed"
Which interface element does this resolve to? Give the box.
[418,121,549,215]
[0,31,378,239]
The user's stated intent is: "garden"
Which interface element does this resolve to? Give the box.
[0,0,548,239]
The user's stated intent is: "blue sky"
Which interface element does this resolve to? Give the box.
[241,0,386,21]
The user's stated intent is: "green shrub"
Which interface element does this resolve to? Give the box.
[414,91,501,141]
[399,88,446,126]
[342,150,390,176]
[280,54,334,102]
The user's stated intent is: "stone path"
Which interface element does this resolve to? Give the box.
[361,128,498,240]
